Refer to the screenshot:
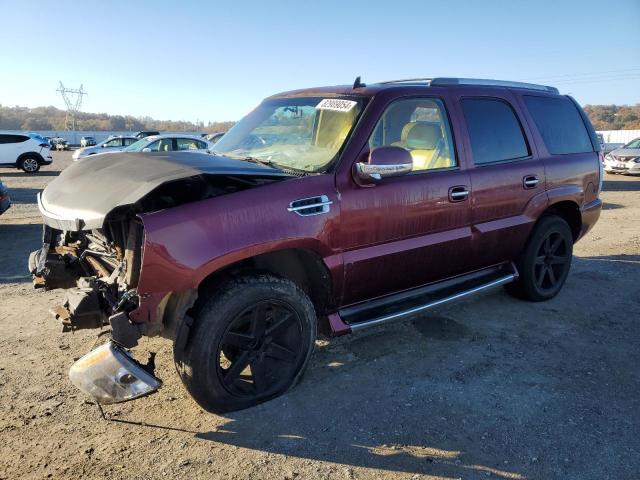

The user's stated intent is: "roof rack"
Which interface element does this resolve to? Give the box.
[378,78,433,84]
[378,77,559,94]
[430,78,559,94]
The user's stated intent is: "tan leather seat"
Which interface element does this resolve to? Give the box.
[315,109,356,150]
[396,122,453,170]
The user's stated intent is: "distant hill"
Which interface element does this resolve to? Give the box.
[583,104,640,130]
[1,103,638,133]
[0,104,234,133]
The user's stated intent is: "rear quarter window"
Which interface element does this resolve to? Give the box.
[523,95,593,155]
[0,134,29,144]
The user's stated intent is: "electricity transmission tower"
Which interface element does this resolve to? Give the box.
[56,82,87,130]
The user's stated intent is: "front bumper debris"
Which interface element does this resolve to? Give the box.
[69,341,161,404]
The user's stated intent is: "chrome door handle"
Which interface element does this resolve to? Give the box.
[448,186,469,202]
[523,175,539,189]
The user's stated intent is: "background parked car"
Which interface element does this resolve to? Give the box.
[0,178,10,214]
[204,132,225,144]
[0,132,53,173]
[121,134,211,153]
[134,130,160,139]
[80,136,97,147]
[51,137,69,151]
[604,137,640,175]
[72,135,138,160]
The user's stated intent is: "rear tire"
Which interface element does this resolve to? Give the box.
[18,156,40,173]
[174,274,317,413]
[506,216,573,302]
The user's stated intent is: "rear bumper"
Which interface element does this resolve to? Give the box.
[578,198,602,240]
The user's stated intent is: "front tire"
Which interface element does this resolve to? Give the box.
[18,156,40,173]
[174,274,317,413]
[506,216,573,302]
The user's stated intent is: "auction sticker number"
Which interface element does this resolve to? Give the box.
[316,99,357,112]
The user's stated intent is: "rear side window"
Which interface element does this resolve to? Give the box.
[0,134,29,144]
[461,98,529,165]
[523,95,593,154]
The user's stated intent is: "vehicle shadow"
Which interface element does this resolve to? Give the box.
[184,254,639,478]
[194,328,525,479]
[602,202,624,210]
[603,179,640,192]
[0,170,60,178]
[0,223,41,283]
[5,187,40,204]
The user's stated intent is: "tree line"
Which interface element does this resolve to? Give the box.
[583,104,640,131]
[1,103,639,133]
[0,105,234,133]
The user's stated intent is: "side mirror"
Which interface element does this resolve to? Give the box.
[353,146,413,185]
[141,147,151,153]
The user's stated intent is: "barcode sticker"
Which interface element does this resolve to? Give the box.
[316,99,357,112]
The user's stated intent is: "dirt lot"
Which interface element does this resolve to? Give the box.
[0,151,638,480]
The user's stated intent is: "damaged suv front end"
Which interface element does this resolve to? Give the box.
[31,151,292,402]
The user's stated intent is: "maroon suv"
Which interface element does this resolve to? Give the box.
[31,77,602,412]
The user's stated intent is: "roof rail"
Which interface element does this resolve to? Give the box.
[378,78,433,84]
[430,77,559,94]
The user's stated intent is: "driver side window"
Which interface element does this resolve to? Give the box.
[369,98,456,172]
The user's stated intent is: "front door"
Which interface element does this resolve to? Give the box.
[338,96,473,306]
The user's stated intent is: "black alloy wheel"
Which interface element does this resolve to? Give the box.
[174,275,316,413]
[506,215,574,301]
[217,300,304,398]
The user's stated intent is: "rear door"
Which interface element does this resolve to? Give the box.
[454,92,546,268]
[338,96,473,305]
[0,134,13,164]
[0,134,29,165]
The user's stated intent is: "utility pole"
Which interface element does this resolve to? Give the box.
[56,82,87,131]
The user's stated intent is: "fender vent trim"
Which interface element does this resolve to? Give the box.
[287,195,332,216]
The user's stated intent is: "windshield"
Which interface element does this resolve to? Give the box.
[212,96,366,172]
[124,138,152,151]
[623,138,640,149]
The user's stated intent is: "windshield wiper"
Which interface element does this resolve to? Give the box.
[240,156,280,169]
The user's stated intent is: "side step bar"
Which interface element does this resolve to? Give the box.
[329,263,518,335]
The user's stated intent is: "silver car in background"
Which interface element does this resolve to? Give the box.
[604,137,640,175]
[72,136,138,160]
[119,134,211,153]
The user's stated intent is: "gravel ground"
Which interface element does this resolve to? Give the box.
[0,151,638,480]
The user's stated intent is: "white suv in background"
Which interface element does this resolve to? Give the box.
[0,132,53,173]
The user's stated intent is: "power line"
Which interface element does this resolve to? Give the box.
[524,67,640,82]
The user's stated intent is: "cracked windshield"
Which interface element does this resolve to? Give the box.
[212,97,366,172]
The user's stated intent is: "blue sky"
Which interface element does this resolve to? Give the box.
[1,0,638,122]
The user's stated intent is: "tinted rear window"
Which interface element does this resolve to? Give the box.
[0,134,29,144]
[461,98,529,165]
[523,95,593,155]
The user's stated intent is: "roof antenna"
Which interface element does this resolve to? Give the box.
[353,76,366,89]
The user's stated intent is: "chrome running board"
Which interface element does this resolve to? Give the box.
[339,264,518,332]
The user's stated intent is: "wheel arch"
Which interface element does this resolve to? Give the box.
[192,248,334,319]
[541,200,582,241]
[16,151,45,165]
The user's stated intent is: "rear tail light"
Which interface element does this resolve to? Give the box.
[597,152,604,195]
[38,143,50,148]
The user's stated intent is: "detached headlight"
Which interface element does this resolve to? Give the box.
[69,341,161,404]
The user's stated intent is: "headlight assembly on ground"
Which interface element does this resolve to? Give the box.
[69,341,161,404]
